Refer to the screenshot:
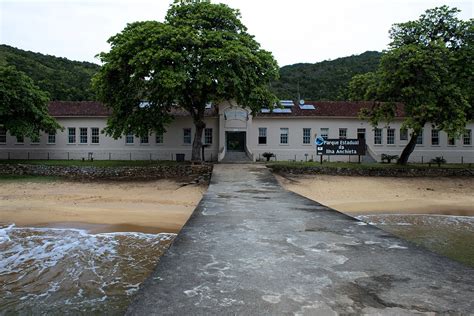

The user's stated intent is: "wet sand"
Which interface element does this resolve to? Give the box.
[276,174,474,216]
[0,179,206,233]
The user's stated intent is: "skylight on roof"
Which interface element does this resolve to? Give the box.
[280,100,294,107]
[299,104,316,110]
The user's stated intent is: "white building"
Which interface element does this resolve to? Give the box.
[0,100,472,163]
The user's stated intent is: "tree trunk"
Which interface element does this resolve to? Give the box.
[191,117,206,162]
[397,132,418,165]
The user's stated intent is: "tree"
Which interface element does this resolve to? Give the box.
[93,0,279,161]
[349,6,473,164]
[0,66,61,138]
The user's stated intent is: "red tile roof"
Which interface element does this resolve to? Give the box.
[49,101,111,117]
[48,101,404,118]
[48,101,218,117]
[256,101,405,118]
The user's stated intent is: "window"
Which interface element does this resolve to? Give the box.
[258,128,267,145]
[156,133,163,144]
[357,128,366,140]
[16,135,24,144]
[48,131,56,144]
[68,128,76,143]
[91,128,100,144]
[140,135,149,144]
[30,134,40,144]
[464,129,472,145]
[387,128,395,145]
[126,134,134,144]
[303,128,311,144]
[183,128,192,144]
[204,128,212,145]
[400,128,408,141]
[374,128,382,145]
[280,128,289,144]
[320,128,329,140]
[339,128,347,140]
[448,135,455,146]
[0,127,6,144]
[431,129,439,146]
[80,128,88,144]
[416,129,423,145]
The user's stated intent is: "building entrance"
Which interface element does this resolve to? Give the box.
[226,132,246,152]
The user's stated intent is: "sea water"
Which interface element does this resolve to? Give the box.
[0,224,175,314]
[356,214,474,267]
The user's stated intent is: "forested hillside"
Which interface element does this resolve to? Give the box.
[271,51,382,101]
[0,45,99,101]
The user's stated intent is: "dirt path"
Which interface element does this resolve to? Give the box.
[0,179,206,233]
[276,174,474,216]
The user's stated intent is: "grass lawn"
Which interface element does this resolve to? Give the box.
[267,161,474,170]
[0,159,182,168]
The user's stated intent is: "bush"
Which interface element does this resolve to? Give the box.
[262,152,275,162]
[381,154,399,163]
[430,156,446,167]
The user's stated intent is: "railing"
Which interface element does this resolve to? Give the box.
[218,146,226,162]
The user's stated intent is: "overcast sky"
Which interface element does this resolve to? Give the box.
[1,0,472,67]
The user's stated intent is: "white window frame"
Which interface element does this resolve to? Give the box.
[400,128,408,141]
[91,127,100,144]
[183,128,192,144]
[339,128,347,140]
[68,128,76,144]
[280,128,289,145]
[125,133,134,144]
[387,128,395,145]
[258,127,267,145]
[48,131,56,144]
[0,127,6,144]
[204,128,213,145]
[156,133,164,144]
[374,128,382,145]
[357,128,366,140]
[79,127,88,144]
[303,128,311,144]
[140,135,149,144]
[431,129,439,146]
[416,129,423,145]
[320,128,329,140]
[448,135,456,146]
[463,129,471,145]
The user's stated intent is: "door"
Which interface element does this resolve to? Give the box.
[226,132,246,152]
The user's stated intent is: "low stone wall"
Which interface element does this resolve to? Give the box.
[267,164,474,177]
[0,163,213,181]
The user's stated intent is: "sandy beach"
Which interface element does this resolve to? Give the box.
[0,179,205,233]
[276,174,474,216]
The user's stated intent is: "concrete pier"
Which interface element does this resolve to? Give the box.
[128,164,474,315]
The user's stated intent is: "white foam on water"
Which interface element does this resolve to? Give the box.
[0,224,176,314]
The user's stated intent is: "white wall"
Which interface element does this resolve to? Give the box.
[0,116,220,161]
[248,117,474,163]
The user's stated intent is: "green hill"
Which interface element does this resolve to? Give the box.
[271,51,382,101]
[0,44,99,101]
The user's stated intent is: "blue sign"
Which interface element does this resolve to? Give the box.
[315,136,325,146]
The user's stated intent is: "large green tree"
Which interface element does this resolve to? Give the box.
[349,6,473,164]
[0,66,61,138]
[93,0,279,161]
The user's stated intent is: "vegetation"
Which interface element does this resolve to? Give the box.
[262,152,275,162]
[0,66,61,138]
[0,160,181,168]
[272,51,381,100]
[94,0,279,162]
[267,161,473,170]
[0,44,99,101]
[349,6,473,165]
[430,157,447,167]
[0,174,60,183]
[381,154,399,164]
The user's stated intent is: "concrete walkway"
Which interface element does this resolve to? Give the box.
[128,164,474,315]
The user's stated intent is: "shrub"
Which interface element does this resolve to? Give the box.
[430,156,446,167]
[381,154,399,163]
[262,152,275,162]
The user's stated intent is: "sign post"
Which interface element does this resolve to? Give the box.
[315,137,366,162]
